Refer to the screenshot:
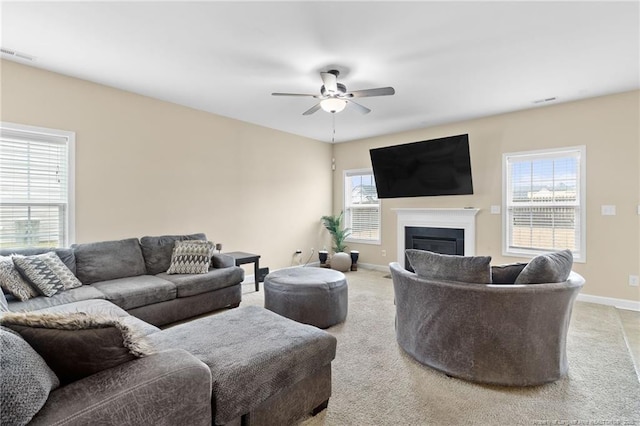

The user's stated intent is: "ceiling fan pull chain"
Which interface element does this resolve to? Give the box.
[332,113,336,143]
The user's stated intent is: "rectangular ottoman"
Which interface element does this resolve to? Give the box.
[148,305,337,425]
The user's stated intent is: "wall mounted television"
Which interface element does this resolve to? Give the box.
[369,134,473,198]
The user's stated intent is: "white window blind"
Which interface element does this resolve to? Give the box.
[344,170,381,244]
[503,146,585,261]
[0,123,74,249]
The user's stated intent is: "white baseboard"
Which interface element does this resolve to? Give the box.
[577,293,640,311]
[357,262,390,273]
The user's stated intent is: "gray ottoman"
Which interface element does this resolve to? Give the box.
[264,268,348,329]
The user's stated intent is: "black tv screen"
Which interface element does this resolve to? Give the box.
[369,134,473,198]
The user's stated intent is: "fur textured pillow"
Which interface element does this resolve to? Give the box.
[406,249,492,284]
[12,252,82,297]
[514,249,573,284]
[167,240,214,275]
[0,326,60,425]
[0,256,38,301]
[0,312,154,385]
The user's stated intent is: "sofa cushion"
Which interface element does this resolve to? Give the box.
[0,255,39,301]
[91,275,176,310]
[140,233,207,275]
[37,299,161,337]
[0,312,154,386]
[406,249,492,284]
[157,266,245,298]
[73,238,147,285]
[13,252,82,297]
[0,326,60,425]
[491,262,528,284]
[148,305,337,425]
[514,249,573,284]
[0,248,76,276]
[7,285,107,312]
[167,240,214,275]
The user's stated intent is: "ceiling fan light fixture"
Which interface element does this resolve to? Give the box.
[320,98,347,113]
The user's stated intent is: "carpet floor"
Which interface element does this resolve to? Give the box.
[241,268,639,425]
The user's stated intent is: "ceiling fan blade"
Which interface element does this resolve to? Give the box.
[272,92,317,97]
[320,72,338,93]
[347,100,371,115]
[302,103,322,116]
[346,87,395,98]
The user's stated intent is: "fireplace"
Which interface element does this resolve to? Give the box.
[404,226,464,271]
[393,208,480,270]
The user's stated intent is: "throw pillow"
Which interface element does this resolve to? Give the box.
[406,249,492,284]
[0,289,9,312]
[0,256,39,301]
[166,240,214,275]
[0,312,154,385]
[514,249,573,284]
[140,233,207,275]
[12,252,82,297]
[0,326,60,425]
[491,262,528,284]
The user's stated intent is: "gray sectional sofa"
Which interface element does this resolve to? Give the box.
[1,233,244,325]
[1,234,338,425]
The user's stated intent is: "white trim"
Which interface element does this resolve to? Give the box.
[393,208,480,265]
[577,293,640,311]
[502,145,586,263]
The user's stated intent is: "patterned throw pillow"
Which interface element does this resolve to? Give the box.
[0,256,38,301]
[0,326,60,425]
[166,240,214,275]
[12,252,82,297]
[0,312,154,386]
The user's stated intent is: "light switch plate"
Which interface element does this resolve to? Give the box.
[490,205,501,214]
[601,205,616,216]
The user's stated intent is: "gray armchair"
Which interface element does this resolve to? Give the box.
[389,262,585,386]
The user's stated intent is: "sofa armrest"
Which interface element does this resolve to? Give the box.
[30,349,212,426]
[212,253,235,269]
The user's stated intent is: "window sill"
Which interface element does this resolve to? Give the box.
[345,238,381,246]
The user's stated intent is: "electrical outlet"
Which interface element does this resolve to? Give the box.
[381,250,386,257]
[490,205,501,214]
[629,275,639,287]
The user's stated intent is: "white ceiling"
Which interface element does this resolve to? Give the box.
[1,1,638,143]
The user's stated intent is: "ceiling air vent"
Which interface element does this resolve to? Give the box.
[1,47,35,62]
[532,97,557,104]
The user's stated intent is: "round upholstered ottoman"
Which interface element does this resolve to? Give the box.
[264,268,348,329]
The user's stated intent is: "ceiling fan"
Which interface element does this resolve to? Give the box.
[272,70,395,115]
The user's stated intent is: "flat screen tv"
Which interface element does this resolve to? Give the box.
[369,134,473,198]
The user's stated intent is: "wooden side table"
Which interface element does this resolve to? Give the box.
[224,251,261,291]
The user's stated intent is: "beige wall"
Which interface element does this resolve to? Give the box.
[0,60,333,273]
[333,91,640,302]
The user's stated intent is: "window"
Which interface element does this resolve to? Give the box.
[503,146,585,262]
[0,122,75,249]
[344,169,381,244]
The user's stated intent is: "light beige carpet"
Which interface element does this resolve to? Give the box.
[241,269,639,425]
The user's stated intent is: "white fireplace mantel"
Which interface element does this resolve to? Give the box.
[393,208,480,263]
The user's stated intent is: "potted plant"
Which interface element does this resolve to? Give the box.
[321,212,352,272]
[321,211,351,253]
